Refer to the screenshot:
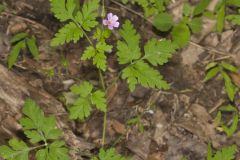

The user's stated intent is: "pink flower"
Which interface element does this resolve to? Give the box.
[103,13,119,30]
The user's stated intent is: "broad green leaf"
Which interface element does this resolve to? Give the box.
[226,15,240,25]
[204,66,220,82]
[94,28,112,42]
[117,20,141,64]
[91,90,107,112]
[51,22,83,46]
[183,3,193,17]
[153,12,173,32]
[0,138,29,160]
[216,2,225,32]
[26,36,39,59]
[143,39,176,66]
[221,62,238,72]
[171,22,190,48]
[193,0,210,16]
[188,17,202,33]
[8,40,26,69]
[222,71,235,101]
[10,32,28,44]
[122,60,169,92]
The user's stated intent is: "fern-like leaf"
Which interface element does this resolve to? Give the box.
[50,0,76,22]
[122,60,169,92]
[143,39,176,66]
[51,22,83,46]
[117,20,141,64]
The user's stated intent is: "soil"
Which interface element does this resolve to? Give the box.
[0,0,240,160]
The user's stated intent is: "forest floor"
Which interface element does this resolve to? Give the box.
[0,0,240,160]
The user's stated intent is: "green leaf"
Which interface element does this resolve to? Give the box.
[183,3,193,17]
[188,17,202,33]
[226,15,240,25]
[70,81,93,98]
[91,90,107,112]
[97,148,127,160]
[205,62,218,70]
[216,2,225,32]
[193,0,210,16]
[0,4,5,13]
[222,114,238,137]
[207,144,213,160]
[51,22,83,46]
[222,71,236,101]
[171,22,190,48]
[26,36,39,59]
[0,138,29,160]
[69,97,92,120]
[69,81,107,120]
[204,66,220,82]
[8,40,26,69]
[50,0,76,22]
[81,46,96,60]
[117,20,141,64]
[20,99,62,143]
[227,0,240,7]
[219,104,238,112]
[209,144,237,160]
[24,130,43,143]
[220,62,238,72]
[93,52,107,71]
[153,12,173,32]
[94,28,112,42]
[36,141,69,160]
[122,60,169,92]
[82,42,112,71]
[143,39,176,66]
[10,32,28,44]
[94,42,112,71]
[80,0,100,31]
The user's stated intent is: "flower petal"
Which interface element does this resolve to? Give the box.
[113,22,119,28]
[108,25,114,30]
[107,13,113,20]
[103,19,108,26]
[111,15,119,22]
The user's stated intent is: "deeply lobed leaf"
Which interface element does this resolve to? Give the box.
[117,20,141,64]
[122,60,169,92]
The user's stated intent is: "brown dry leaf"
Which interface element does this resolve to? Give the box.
[147,152,164,160]
[229,72,240,87]
[153,110,168,145]
[110,119,126,135]
[8,21,27,34]
[126,132,151,160]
